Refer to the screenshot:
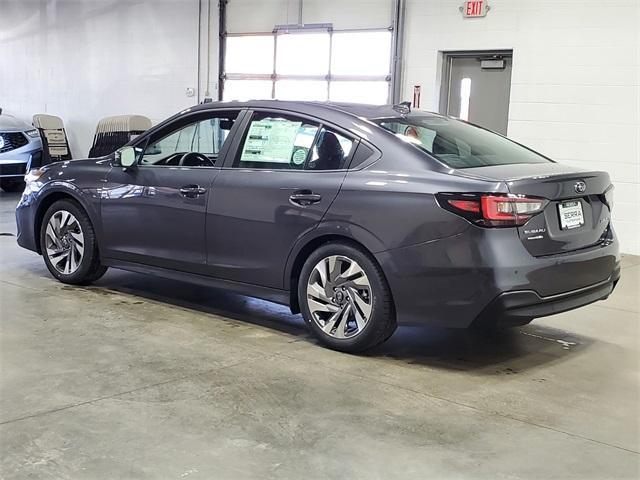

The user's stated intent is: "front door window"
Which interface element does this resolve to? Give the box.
[140,112,239,167]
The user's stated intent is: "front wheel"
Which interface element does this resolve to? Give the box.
[298,242,396,353]
[40,199,108,284]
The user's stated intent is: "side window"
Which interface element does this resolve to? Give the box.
[306,127,354,171]
[234,113,319,169]
[349,142,376,169]
[140,112,238,167]
[233,113,355,170]
[402,125,436,151]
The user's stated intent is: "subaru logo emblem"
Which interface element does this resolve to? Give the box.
[574,181,587,194]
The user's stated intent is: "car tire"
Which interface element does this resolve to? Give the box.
[298,241,396,353]
[40,199,108,284]
[1,179,25,192]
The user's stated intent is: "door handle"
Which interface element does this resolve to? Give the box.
[289,190,322,206]
[179,185,207,198]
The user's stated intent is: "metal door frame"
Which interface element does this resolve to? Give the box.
[438,49,513,116]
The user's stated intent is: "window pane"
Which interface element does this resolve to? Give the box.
[331,31,392,76]
[274,80,328,101]
[276,32,330,75]
[373,116,552,169]
[235,113,319,169]
[459,77,472,121]
[223,80,273,101]
[193,117,236,155]
[329,81,389,104]
[141,114,238,167]
[307,128,354,170]
[225,36,274,74]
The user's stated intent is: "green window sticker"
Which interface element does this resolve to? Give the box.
[292,147,308,165]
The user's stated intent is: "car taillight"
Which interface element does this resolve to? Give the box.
[436,193,548,227]
[600,185,614,211]
[448,199,480,213]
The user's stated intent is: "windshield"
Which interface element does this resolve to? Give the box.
[374,116,552,169]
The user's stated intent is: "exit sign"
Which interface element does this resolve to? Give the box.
[461,0,490,18]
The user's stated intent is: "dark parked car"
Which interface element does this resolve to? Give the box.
[16,101,620,352]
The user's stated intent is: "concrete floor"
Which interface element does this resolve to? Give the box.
[0,191,638,480]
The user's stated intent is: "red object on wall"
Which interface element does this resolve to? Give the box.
[413,85,421,109]
[461,0,489,18]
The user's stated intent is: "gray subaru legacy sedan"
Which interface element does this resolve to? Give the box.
[16,101,620,352]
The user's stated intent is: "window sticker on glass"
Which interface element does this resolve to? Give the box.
[240,119,302,163]
[292,147,308,165]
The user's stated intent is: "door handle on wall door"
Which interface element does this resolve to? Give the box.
[289,190,322,206]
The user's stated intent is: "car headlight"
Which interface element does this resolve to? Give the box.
[25,129,40,138]
[23,168,46,194]
[25,168,45,183]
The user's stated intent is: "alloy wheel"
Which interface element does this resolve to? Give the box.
[45,210,85,275]
[306,255,373,339]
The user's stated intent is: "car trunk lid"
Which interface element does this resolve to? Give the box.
[459,163,613,256]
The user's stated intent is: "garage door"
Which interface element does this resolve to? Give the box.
[222,0,395,104]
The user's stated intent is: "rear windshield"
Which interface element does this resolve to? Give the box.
[373,116,552,169]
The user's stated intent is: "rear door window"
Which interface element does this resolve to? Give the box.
[233,112,354,170]
[306,127,354,170]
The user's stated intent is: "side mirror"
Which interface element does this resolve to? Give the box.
[117,146,137,170]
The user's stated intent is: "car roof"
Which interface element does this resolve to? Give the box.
[188,100,444,122]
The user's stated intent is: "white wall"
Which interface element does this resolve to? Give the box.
[0,0,205,158]
[402,0,640,255]
[226,0,394,32]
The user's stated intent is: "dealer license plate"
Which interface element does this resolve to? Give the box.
[558,200,584,230]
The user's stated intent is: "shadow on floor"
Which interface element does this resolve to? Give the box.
[68,268,594,373]
[89,269,309,335]
[367,323,591,373]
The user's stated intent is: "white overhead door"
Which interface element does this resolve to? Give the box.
[222,0,394,104]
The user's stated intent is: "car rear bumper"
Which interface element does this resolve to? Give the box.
[375,225,621,328]
[472,273,619,329]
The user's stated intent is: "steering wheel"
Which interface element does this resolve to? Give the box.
[178,152,215,167]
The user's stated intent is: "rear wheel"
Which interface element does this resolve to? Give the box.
[1,179,25,192]
[40,199,108,284]
[298,242,396,353]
